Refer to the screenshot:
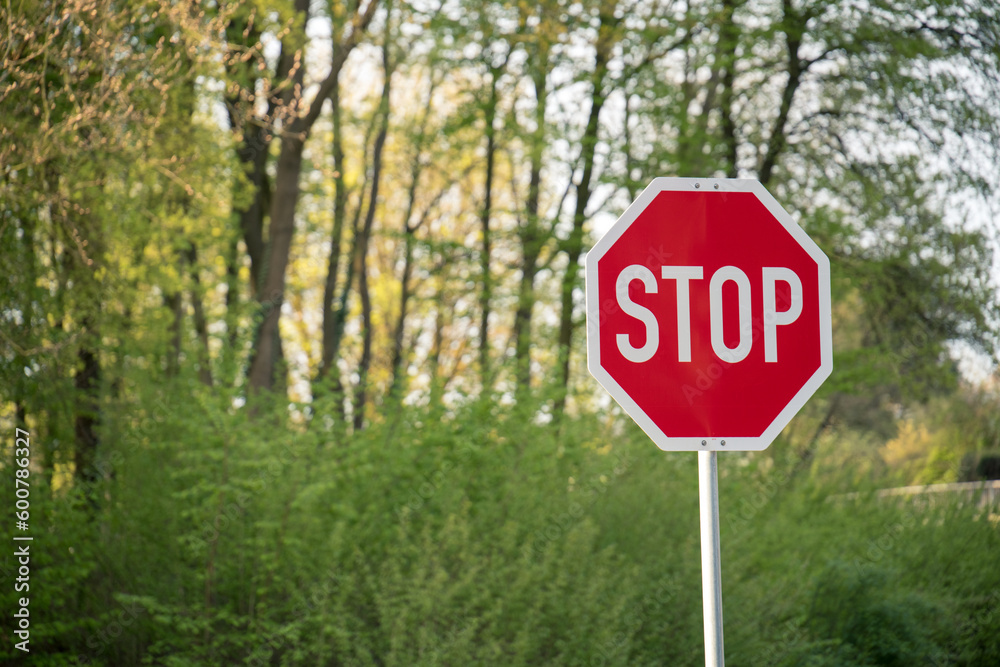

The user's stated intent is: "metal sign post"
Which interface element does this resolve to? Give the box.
[698,450,724,666]
[585,178,833,667]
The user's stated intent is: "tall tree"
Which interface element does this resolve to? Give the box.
[246,0,379,397]
[387,72,453,401]
[316,77,351,415]
[351,34,393,429]
[554,0,619,412]
[478,62,501,391]
[511,0,559,399]
[1,0,230,490]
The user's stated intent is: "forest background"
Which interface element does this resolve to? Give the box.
[2,0,1000,664]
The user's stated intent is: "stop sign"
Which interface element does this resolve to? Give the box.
[586,178,832,451]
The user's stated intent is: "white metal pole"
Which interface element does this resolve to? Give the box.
[699,450,725,667]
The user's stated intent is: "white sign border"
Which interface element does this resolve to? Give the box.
[585,177,833,452]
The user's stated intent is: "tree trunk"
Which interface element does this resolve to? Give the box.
[389,76,441,401]
[623,92,638,201]
[244,0,309,397]
[479,72,498,390]
[428,279,447,409]
[676,10,698,177]
[186,243,214,387]
[246,0,379,398]
[318,76,349,413]
[235,127,270,297]
[224,223,242,355]
[719,0,740,178]
[512,243,540,396]
[758,0,803,187]
[223,18,273,389]
[554,1,616,413]
[789,393,841,480]
[352,36,393,430]
[388,230,415,400]
[324,127,370,420]
[513,46,550,400]
[353,239,374,430]
[388,178,423,402]
[165,292,182,378]
[74,327,101,489]
[246,128,305,395]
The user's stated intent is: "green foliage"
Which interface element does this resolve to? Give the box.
[4,395,999,665]
[801,563,941,666]
[2,0,1000,665]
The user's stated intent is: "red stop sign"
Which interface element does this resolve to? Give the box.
[586,178,832,451]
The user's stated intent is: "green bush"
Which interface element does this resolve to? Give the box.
[5,389,1000,665]
[799,563,941,666]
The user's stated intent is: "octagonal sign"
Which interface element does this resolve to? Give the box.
[586,178,832,451]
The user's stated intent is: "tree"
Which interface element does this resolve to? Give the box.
[245,0,379,397]
[554,0,621,413]
[621,0,999,419]
[1,0,232,490]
